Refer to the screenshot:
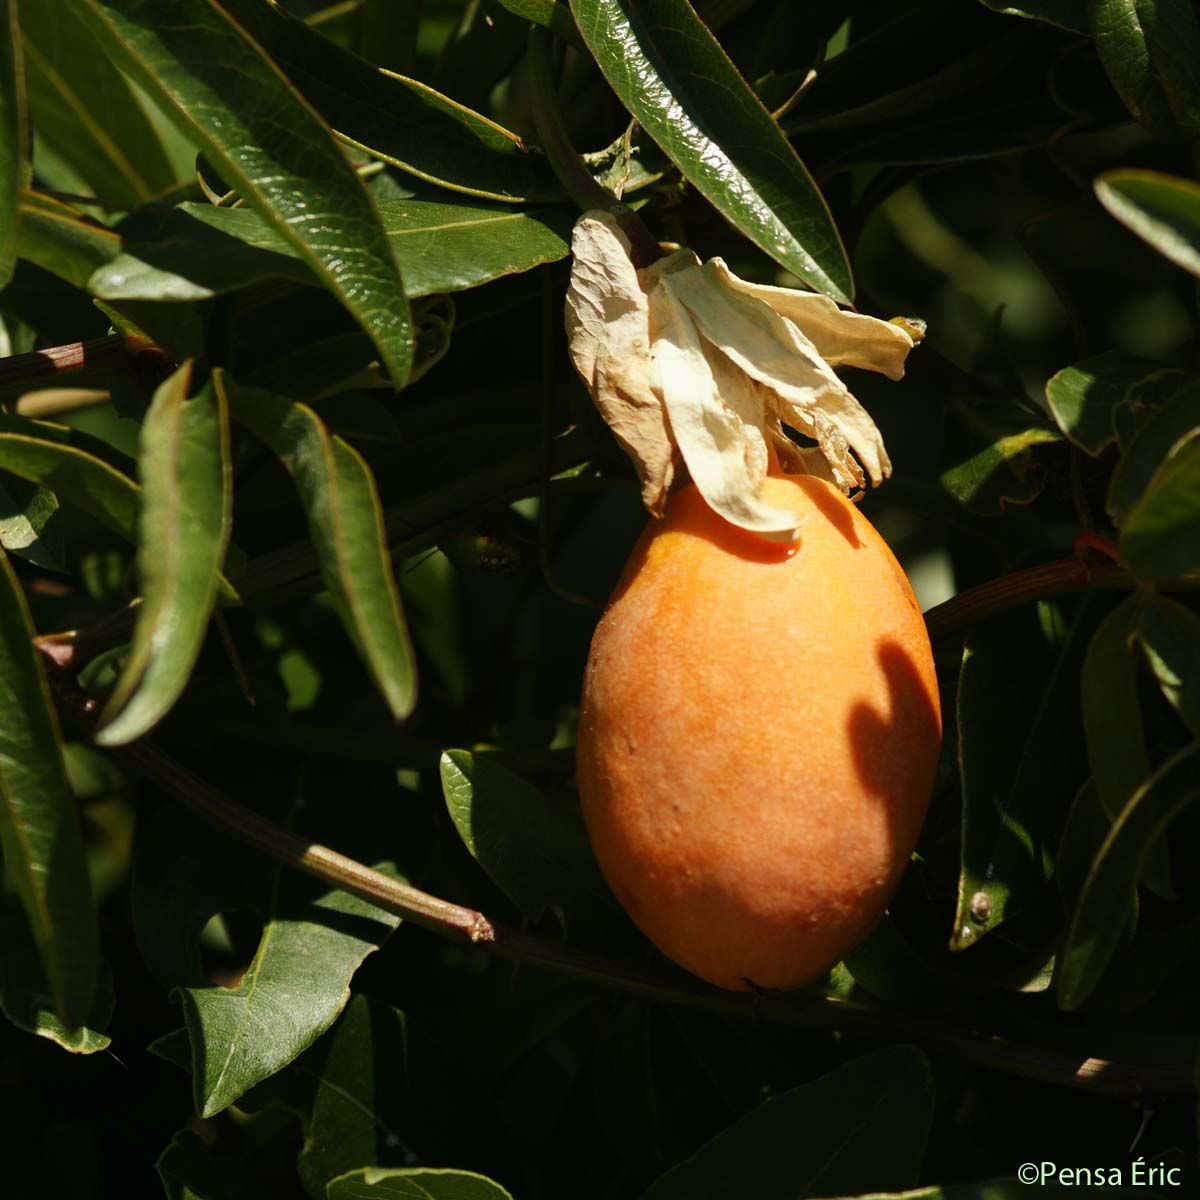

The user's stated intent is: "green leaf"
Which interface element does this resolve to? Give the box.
[951,604,1088,949]
[441,749,616,928]
[1105,377,1200,524]
[218,0,559,204]
[496,0,582,46]
[0,477,61,571]
[0,892,112,1053]
[0,0,29,290]
[1081,596,1172,897]
[1137,593,1200,737]
[639,1046,933,1200]
[1088,0,1200,138]
[1059,743,1200,1010]
[19,0,178,209]
[91,198,574,303]
[291,996,433,1197]
[156,1129,258,1200]
[1044,351,1161,456]
[327,1168,515,1200]
[1120,430,1200,580]
[569,0,851,301]
[14,190,122,289]
[230,383,417,722]
[64,0,414,386]
[819,1184,1151,1200]
[132,802,404,1117]
[1096,169,1200,277]
[94,363,232,746]
[940,420,1060,514]
[978,1,1090,33]
[0,547,99,1030]
[0,412,140,540]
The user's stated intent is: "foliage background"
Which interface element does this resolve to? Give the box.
[1,1,1200,1197]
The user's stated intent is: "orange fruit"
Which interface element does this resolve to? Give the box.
[576,474,941,991]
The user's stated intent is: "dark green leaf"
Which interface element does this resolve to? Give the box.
[1088,0,1200,138]
[156,1129,258,1200]
[639,1046,932,1200]
[0,548,99,1030]
[496,0,582,47]
[133,802,404,1117]
[91,199,574,303]
[441,749,616,929]
[569,0,852,301]
[230,383,417,722]
[952,603,1087,949]
[1105,378,1200,524]
[1044,351,1161,456]
[327,1168,515,1200]
[94,363,232,746]
[0,0,28,289]
[1059,743,1200,1010]
[64,0,414,385]
[218,0,559,203]
[1081,596,1172,897]
[1096,168,1200,277]
[14,190,122,289]
[0,891,112,1053]
[0,412,140,539]
[978,1,1090,32]
[1120,429,1200,580]
[20,0,178,209]
[1137,593,1200,737]
[822,1184,1149,1199]
[293,996,428,1197]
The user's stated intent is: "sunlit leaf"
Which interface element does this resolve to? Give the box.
[441,749,616,930]
[133,801,405,1118]
[570,0,852,301]
[219,0,559,203]
[1137,593,1200,737]
[20,0,178,208]
[1096,169,1200,276]
[1044,351,1161,456]
[0,548,99,1030]
[63,0,414,385]
[1120,430,1200,580]
[230,382,417,721]
[14,190,121,289]
[94,363,232,746]
[978,1,1090,32]
[1088,0,1200,138]
[0,0,29,289]
[328,1168,515,1200]
[91,199,574,303]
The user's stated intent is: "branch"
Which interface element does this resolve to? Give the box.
[0,334,167,404]
[43,656,1191,1103]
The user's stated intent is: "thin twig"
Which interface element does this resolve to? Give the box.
[0,334,166,401]
[40,654,1194,1102]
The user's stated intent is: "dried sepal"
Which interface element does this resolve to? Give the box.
[565,210,918,540]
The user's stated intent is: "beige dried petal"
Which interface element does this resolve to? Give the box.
[715,262,916,380]
[564,213,675,513]
[648,280,803,542]
[663,263,891,488]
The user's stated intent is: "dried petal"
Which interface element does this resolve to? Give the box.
[648,280,803,542]
[715,264,916,380]
[565,213,676,513]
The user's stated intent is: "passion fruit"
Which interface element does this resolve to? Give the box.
[576,474,941,991]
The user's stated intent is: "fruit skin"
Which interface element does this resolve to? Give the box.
[576,475,941,991]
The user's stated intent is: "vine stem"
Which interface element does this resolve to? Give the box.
[0,333,166,406]
[526,25,662,267]
[42,655,1192,1103]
